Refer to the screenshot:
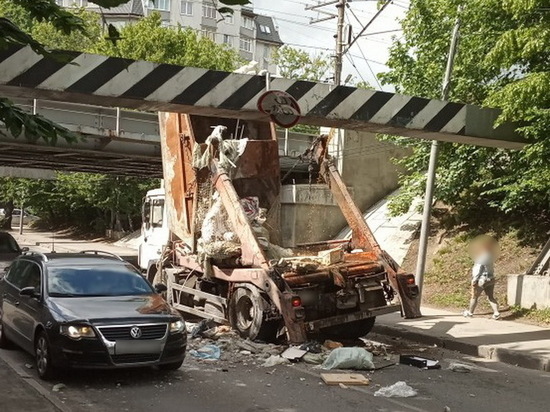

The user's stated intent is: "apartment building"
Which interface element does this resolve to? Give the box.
[59,1,283,73]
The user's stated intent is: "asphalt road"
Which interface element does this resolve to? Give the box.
[1,333,549,412]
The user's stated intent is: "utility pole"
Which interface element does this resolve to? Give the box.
[415,7,462,298]
[334,0,346,85]
[306,0,347,85]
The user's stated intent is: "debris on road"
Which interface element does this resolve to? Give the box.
[449,363,472,373]
[374,381,417,398]
[189,344,221,360]
[321,373,370,386]
[323,340,343,350]
[303,353,327,365]
[261,355,290,368]
[299,341,323,354]
[52,383,66,392]
[400,355,441,369]
[281,347,308,361]
[322,347,375,370]
[24,363,33,369]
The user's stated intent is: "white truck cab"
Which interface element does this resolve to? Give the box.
[138,188,169,280]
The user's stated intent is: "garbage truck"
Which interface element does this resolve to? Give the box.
[138,112,421,343]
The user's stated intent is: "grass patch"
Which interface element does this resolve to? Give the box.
[510,306,550,325]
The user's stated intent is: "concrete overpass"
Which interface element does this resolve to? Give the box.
[0,98,315,177]
[0,45,526,155]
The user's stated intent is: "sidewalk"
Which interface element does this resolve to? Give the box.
[375,306,550,372]
[0,357,59,412]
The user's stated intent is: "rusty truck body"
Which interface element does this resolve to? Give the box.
[138,113,421,343]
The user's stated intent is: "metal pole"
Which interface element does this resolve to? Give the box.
[334,0,346,86]
[415,7,462,297]
[18,200,24,235]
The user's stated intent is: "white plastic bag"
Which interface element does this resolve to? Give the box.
[374,381,417,398]
[321,347,374,370]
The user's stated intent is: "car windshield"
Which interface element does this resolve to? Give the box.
[47,264,154,297]
[0,233,19,253]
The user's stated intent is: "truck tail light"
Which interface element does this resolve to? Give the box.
[291,296,302,307]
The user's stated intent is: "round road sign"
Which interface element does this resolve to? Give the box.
[257,90,301,128]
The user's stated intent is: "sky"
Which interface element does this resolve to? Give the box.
[252,0,410,91]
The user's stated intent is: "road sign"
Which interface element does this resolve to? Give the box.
[257,90,301,128]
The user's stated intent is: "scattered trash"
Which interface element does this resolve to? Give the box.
[52,383,66,392]
[24,363,33,369]
[303,353,327,365]
[449,363,472,373]
[374,381,417,398]
[321,373,370,386]
[261,355,290,368]
[322,347,375,370]
[281,346,308,361]
[190,344,221,360]
[400,355,441,369]
[191,319,217,339]
[469,393,476,398]
[339,383,348,389]
[323,339,343,350]
[202,325,232,340]
[300,341,323,354]
[444,407,451,412]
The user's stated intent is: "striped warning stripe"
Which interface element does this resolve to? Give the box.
[0,45,523,148]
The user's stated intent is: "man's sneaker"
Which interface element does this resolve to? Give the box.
[463,310,473,318]
[492,313,501,320]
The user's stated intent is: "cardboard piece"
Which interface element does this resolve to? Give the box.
[321,373,370,386]
[281,346,308,361]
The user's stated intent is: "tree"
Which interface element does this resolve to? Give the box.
[379,0,549,224]
[273,46,332,82]
[92,13,238,71]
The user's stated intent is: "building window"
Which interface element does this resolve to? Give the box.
[259,24,271,34]
[201,30,215,41]
[242,16,254,30]
[202,4,217,19]
[240,37,252,52]
[223,13,234,24]
[149,0,170,11]
[180,1,193,16]
[223,34,232,46]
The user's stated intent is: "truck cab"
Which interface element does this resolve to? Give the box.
[139,188,169,281]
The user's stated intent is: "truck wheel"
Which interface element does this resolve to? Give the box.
[229,288,277,342]
[323,317,376,339]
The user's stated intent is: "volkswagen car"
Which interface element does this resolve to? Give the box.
[0,251,186,380]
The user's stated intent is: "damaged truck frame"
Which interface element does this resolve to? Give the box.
[139,113,421,344]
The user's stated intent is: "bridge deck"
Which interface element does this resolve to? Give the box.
[0,45,524,150]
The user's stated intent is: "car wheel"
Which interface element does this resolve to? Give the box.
[35,331,57,380]
[229,288,277,342]
[159,360,183,371]
[0,315,12,349]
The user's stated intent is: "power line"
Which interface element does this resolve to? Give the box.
[345,53,368,85]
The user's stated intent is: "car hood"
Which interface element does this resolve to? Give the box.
[48,294,176,323]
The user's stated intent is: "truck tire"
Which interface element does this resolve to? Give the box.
[229,287,277,342]
[323,317,376,339]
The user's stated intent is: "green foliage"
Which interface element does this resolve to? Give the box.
[92,13,239,71]
[380,0,550,221]
[273,46,332,82]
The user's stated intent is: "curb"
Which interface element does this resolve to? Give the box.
[373,324,550,372]
[0,350,71,412]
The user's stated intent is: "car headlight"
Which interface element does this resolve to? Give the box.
[60,324,96,339]
[169,320,185,334]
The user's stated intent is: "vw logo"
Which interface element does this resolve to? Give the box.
[130,326,142,339]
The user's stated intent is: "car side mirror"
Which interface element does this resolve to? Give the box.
[155,283,167,293]
[20,286,40,298]
[21,247,29,252]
